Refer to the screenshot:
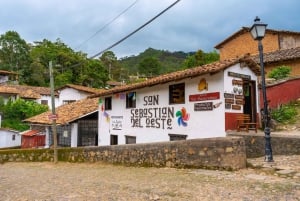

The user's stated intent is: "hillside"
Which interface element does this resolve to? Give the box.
[119,48,194,75]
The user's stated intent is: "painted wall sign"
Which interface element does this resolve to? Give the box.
[131,107,174,129]
[143,95,159,106]
[194,102,213,111]
[232,105,241,110]
[224,93,234,99]
[131,95,174,129]
[189,92,220,102]
[111,116,123,130]
[228,71,251,80]
[176,107,190,127]
[225,99,234,104]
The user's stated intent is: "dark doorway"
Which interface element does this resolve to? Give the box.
[110,135,118,145]
[243,80,257,122]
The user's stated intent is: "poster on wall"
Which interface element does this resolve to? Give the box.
[111,116,123,130]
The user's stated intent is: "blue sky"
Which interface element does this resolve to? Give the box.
[0,0,299,58]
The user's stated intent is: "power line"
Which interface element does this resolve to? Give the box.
[68,0,181,69]
[75,0,140,50]
[89,0,181,59]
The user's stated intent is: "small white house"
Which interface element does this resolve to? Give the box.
[0,128,21,148]
[0,70,18,84]
[93,56,261,146]
[0,84,58,109]
[56,84,105,106]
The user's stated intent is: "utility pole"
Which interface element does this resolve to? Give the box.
[49,61,58,163]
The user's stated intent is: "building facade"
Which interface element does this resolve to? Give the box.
[95,57,260,146]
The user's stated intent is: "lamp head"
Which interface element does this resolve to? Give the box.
[250,16,267,40]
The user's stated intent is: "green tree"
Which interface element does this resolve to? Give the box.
[138,57,161,77]
[0,31,31,75]
[1,99,48,131]
[182,50,219,68]
[28,39,87,87]
[100,51,119,80]
[204,50,220,64]
[79,59,109,88]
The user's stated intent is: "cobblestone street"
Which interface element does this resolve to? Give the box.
[1,155,300,201]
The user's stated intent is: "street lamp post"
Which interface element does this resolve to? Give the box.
[250,16,273,162]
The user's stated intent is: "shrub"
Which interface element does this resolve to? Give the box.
[271,103,298,123]
[268,66,291,80]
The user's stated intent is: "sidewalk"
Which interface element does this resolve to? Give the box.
[247,155,300,179]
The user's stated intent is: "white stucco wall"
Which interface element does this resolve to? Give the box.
[58,88,91,106]
[98,71,226,146]
[36,95,59,109]
[0,129,21,148]
[223,63,259,114]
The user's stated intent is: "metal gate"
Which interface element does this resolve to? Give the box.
[78,119,98,146]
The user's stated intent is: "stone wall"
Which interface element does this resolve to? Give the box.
[228,133,300,158]
[0,137,246,170]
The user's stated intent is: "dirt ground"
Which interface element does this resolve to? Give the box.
[1,160,299,201]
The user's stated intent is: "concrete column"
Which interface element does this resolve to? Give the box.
[71,123,78,147]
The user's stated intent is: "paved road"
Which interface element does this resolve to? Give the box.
[1,156,300,201]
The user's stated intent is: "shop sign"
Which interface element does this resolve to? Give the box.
[235,95,244,100]
[224,93,234,99]
[232,105,241,110]
[235,99,244,105]
[194,102,213,111]
[228,71,251,79]
[189,92,220,102]
[225,99,234,104]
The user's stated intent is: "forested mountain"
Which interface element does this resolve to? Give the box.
[119,48,193,75]
[0,31,219,88]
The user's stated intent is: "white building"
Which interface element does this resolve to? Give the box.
[93,56,260,145]
[56,84,105,106]
[0,128,21,148]
[0,84,57,109]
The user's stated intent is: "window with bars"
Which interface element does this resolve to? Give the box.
[169,83,185,104]
[49,125,71,147]
[78,120,98,146]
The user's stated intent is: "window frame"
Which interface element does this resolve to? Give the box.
[125,135,136,144]
[63,100,76,105]
[41,100,48,105]
[169,83,185,104]
[169,134,187,141]
[126,92,136,108]
[105,96,112,110]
